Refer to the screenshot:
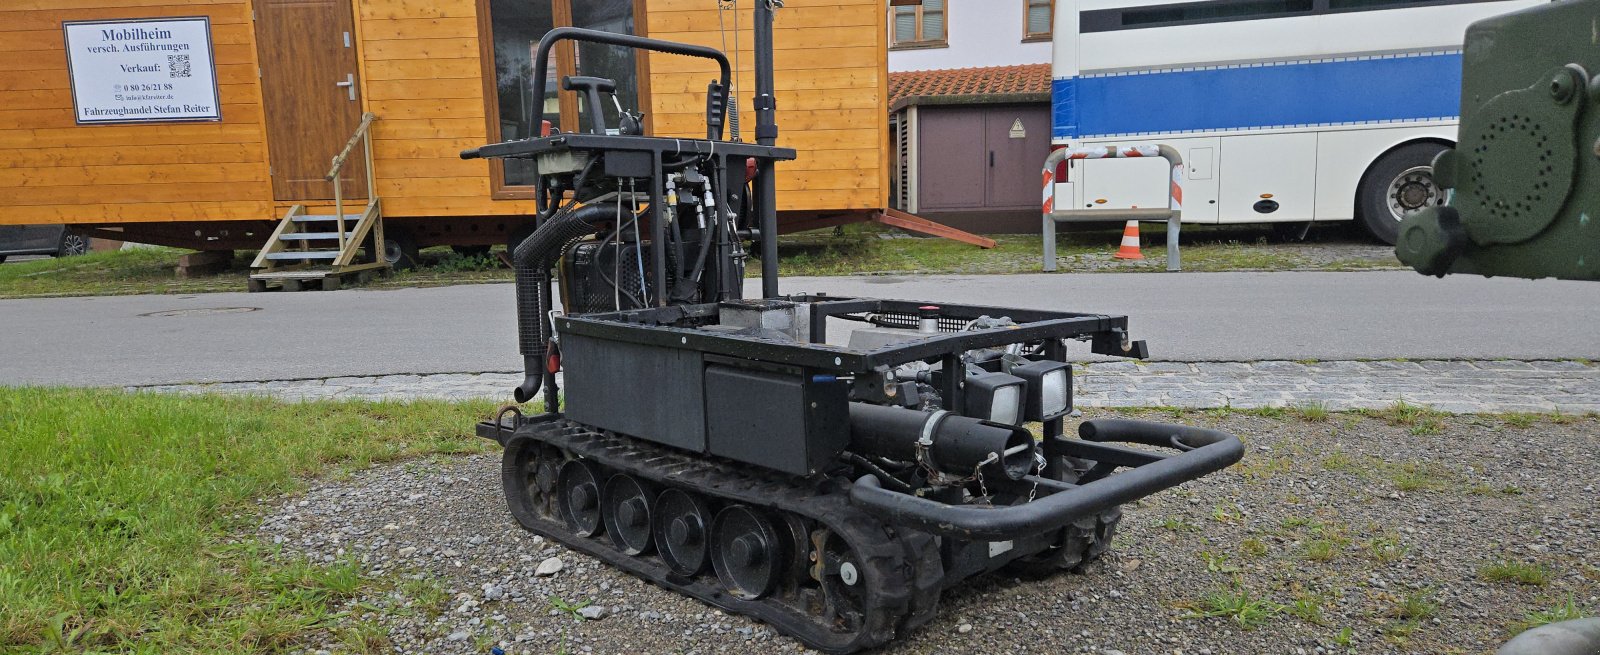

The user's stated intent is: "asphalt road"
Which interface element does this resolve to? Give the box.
[2,270,1597,387]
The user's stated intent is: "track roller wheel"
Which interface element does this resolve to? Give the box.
[556,459,604,538]
[601,474,655,555]
[711,505,786,600]
[815,530,869,632]
[653,488,713,576]
[501,438,563,530]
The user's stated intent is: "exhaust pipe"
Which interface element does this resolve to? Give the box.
[510,202,620,403]
[847,403,1035,481]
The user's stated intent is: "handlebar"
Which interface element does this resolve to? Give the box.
[849,418,1244,541]
[460,27,733,160]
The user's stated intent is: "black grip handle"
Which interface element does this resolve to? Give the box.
[460,147,482,160]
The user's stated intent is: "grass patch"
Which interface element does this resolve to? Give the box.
[1511,595,1590,634]
[1368,401,1448,436]
[1180,583,1285,628]
[1480,560,1553,586]
[1287,592,1328,625]
[1387,461,1456,492]
[0,387,496,652]
[548,594,593,622]
[1291,402,1330,422]
[1387,589,1439,621]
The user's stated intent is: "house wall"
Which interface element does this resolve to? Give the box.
[0,0,887,228]
[0,0,274,225]
[888,0,1050,73]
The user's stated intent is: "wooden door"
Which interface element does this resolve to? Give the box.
[254,0,365,201]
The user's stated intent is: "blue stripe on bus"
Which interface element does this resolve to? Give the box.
[1052,52,1461,139]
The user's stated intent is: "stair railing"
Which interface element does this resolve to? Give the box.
[326,112,378,253]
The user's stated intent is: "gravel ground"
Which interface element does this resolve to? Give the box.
[253,410,1600,655]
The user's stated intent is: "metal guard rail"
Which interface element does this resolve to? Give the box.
[325,111,377,253]
[849,418,1243,541]
[1041,144,1184,272]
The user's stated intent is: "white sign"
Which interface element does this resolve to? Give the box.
[63,17,221,124]
[1009,118,1027,139]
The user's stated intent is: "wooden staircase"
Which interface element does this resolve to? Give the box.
[249,113,390,292]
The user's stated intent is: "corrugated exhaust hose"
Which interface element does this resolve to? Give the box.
[511,203,621,403]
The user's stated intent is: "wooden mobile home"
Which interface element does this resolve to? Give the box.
[0,0,892,257]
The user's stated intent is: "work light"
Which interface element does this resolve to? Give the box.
[964,371,1027,425]
[1011,360,1073,421]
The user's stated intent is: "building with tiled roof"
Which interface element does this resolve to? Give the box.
[886,0,1057,233]
[889,63,1052,110]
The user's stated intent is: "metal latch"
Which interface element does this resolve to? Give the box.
[335,73,355,101]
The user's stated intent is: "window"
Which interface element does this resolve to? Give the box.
[891,0,946,48]
[1024,0,1054,40]
[479,0,649,194]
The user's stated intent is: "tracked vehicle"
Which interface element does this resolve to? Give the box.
[466,9,1243,652]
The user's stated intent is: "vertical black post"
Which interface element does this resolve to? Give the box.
[649,159,668,306]
[754,0,780,298]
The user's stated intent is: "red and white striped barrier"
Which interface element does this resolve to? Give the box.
[1041,144,1184,272]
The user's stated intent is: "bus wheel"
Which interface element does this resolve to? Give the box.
[1357,143,1448,245]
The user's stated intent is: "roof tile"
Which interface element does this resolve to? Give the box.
[888,63,1052,105]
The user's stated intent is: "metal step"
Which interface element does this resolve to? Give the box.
[264,251,340,260]
[278,232,352,241]
[292,213,364,223]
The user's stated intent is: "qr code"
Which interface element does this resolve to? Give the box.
[168,54,191,78]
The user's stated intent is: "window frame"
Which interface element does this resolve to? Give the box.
[889,0,948,50]
[476,0,653,200]
[1023,0,1054,42]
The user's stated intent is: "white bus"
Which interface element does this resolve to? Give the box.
[1049,0,1543,243]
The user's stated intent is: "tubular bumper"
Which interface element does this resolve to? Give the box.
[849,418,1243,541]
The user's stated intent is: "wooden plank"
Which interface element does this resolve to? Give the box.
[382,195,532,217]
[365,78,482,101]
[358,17,479,41]
[649,46,881,74]
[374,176,489,198]
[649,67,880,94]
[875,209,997,248]
[1,201,274,224]
[0,124,262,148]
[7,0,245,10]
[367,98,485,120]
[370,118,487,140]
[358,0,478,20]
[653,89,878,115]
[0,104,260,130]
[648,25,878,47]
[3,181,270,206]
[0,6,249,32]
[371,137,485,159]
[371,157,484,180]
[362,57,482,81]
[0,23,253,51]
[653,108,883,133]
[4,143,266,167]
[0,162,267,187]
[361,37,478,61]
[649,7,876,31]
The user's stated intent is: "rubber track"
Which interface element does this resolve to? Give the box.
[501,419,944,654]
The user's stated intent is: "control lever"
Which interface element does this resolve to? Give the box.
[562,75,617,135]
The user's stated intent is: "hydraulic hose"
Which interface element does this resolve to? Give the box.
[511,202,620,403]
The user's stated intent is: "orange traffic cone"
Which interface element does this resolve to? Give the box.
[1113,220,1144,260]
